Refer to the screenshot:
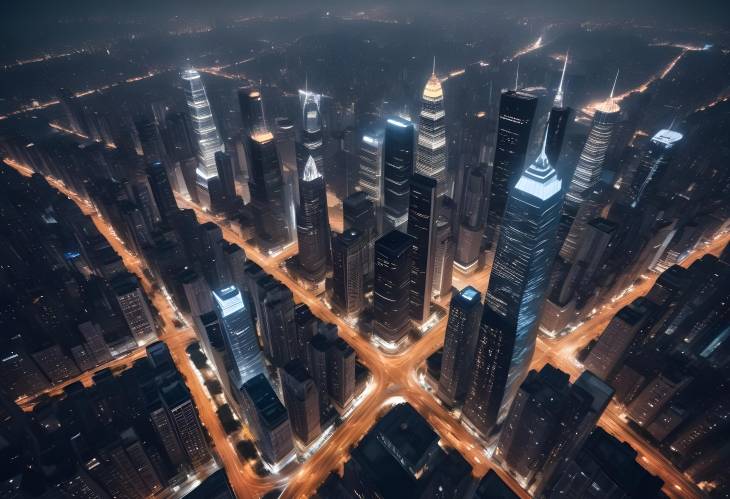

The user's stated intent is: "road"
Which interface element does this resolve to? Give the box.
[7,158,727,498]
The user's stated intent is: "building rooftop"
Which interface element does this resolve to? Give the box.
[242,374,289,429]
[376,230,415,256]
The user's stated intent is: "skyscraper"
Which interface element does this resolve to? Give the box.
[327,338,357,412]
[485,90,538,246]
[237,88,267,137]
[145,161,178,223]
[213,286,265,386]
[629,129,683,208]
[357,131,385,207]
[343,191,376,286]
[247,130,291,253]
[415,65,448,197]
[431,197,456,298]
[438,286,483,407]
[296,155,331,283]
[331,228,366,317]
[455,165,489,272]
[279,359,321,444]
[545,53,571,171]
[213,151,237,213]
[373,230,414,345]
[383,117,415,230]
[463,129,564,433]
[407,173,438,323]
[181,69,224,209]
[560,73,621,261]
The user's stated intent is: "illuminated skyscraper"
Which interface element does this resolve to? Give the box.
[415,63,448,198]
[629,129,683,208]
[560,72,621,262]
[296,155,331,283]
[296,89,324,178]
[357,131,385,206]
[485,90,538,246]
[463,129,564,433]
[181,69,224,209]
[373,230,414,344]
[383,117,415,230]
[213,286,265,386]
[238,88,268,137]
[407,173,438,323]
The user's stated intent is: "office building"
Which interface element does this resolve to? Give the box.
[327,338,357,411]
[111,273,156,344]
[331,228,366,317]
[415,67,448,197]
[280,359,321,444]
[296,89,324,177]
[407,173,438,323]
[259,282,297,368]
[212,151,237,213]
[373,230,414,344]
[160,381,212,468]
[455,165,489,272]
[485,90,538,246]
[383,117,415,229]
[145,161,178,223]
[438,286,483,407]
[240,374,294,465]
[357,131,385,207]
[237,88,267,137]
[343,191,376,285]
[213,286,265,386]
[629,129,683,208]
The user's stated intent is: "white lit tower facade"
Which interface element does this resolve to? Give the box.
[296,89,324,179]
[415,66,448,198]
[559,73,621,262]
[181,69,225,210]
[463,129,565,434]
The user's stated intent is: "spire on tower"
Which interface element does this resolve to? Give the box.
[515,59,520,91]
[609,68,620,100]
[432,56,436,76]
[302,155,321,182]
[554,51,569,108]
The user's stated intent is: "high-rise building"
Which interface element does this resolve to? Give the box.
[485,90,538,246]
[213,151,237,213]
[296,155,331,283]
[455,165,489,273]
[240,374,294,465]
[146,161,179,223]
[383,117,415,230]
[629,129,683,208]
[415,67,448,197]
[279,359,321,444]
[237,88,267,137]
[136,117,167,164]
[559,75,621,261]
[463,129,564,433]
[259,282,297,368]
[438,286,483,407]
[213,286,265,386]
[407,173,438,323]
[343,191,377,285]
[180,69,225,209]
[545,53,571,171]
[373,230,414,344]
[431,197,456,298]
[247,130,291,253]
[160,381,212,468]
[296,89,324,177]
[357,131,385,207]
[331,228,366,317]
[111,274,156,344]
[327,338,356,411]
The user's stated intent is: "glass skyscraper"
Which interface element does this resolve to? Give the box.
[464,129,564,433]
[415,69,448,198]
[181,69,224,209]
[213,285,265,386]
[383,117,415,230]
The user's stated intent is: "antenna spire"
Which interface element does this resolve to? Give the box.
[609,68,620,100]
[554,51,568,107]
[432,56,436,76]
[515,59,520,91]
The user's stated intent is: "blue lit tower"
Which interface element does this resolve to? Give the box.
[415,61,448,198]
[463,127,564,434]
[181,69,224,210]
[559,71,621,262]
[213,286,265,386]
[382,117,415,230]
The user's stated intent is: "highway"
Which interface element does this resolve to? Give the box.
[6,157,727,498]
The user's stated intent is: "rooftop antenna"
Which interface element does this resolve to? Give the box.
[432,56,436,76]
[609,68,620,100]
[554,51,569,107]
[515,59,520,91]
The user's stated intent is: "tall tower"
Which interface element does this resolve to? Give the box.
[415,62,448,198]
[438,286,483,407]
[331,228,366,317]
[559,71,621,262]
[296,155,332,283]
[629,129,683,208]
[213,286,265,386]
[373,230,415,345]
[357,131,385,207]
[463,128,564,434]
[407,174,438,323]
[180,69,224,210]
[455,165,489,272]
[247,130,291,253]
[296,89,324,178]
[383,117,415,230]
[485,90,538,246]
[545,53,572,172]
